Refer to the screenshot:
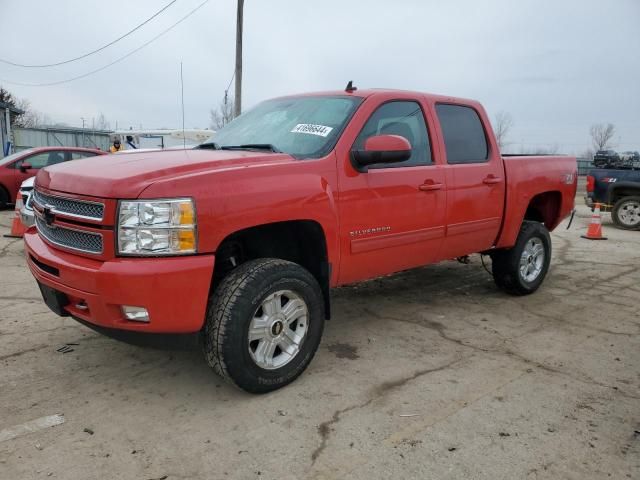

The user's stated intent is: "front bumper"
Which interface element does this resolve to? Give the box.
[24,229,215,333]
[20,206,35,227]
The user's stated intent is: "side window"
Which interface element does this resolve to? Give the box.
[435,104,488,164]
[354,101,432,168]
[19,152,51,169]
[71,152,98,160]
[46,151,67,166]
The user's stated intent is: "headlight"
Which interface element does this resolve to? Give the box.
[117,199,197,256]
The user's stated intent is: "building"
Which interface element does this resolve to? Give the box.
[12,126,112,153]
[0,100,24,158]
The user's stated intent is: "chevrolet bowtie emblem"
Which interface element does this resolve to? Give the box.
[43,205,56,227]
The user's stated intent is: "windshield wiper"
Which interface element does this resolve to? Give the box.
[197,142,221,150]
[220,144,281,153]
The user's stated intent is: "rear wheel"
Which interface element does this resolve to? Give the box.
[202,258,324,393]
[611,196,640,230]
[491,221,551,296]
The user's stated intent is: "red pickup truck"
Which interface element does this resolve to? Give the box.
[24,88,576,392]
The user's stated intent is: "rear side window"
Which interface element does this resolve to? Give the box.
[354,101,432,168]
[436,104,488,164]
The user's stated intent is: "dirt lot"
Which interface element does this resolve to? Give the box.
[1,188,638,479]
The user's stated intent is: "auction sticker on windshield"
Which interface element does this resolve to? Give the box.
[291,124,333,137]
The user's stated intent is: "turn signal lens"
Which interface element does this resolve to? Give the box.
[178,202,195,225]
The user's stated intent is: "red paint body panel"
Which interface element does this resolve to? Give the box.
[25,229,214,332]
[495,156,577,248]
[0,147,104,203]
[23,89,576,334]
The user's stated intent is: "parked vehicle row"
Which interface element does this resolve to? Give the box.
[593,149,640,170]
[24,88,576,392]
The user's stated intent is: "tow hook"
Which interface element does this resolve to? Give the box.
[566,209,576,229]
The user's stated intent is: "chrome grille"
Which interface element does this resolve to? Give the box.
[33,189,104,220]
[36,216,103,254]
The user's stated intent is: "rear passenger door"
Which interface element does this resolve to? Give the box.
[435,104,505,258]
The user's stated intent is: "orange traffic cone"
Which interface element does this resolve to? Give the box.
[581,202,607,240]
[3,191,27,238]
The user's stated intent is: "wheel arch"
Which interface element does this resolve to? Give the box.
[212,220,332,319]
[523,191,562,229]
[0,182,10,205]
[608,182,640,204]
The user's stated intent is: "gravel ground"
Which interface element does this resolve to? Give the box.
[0,185,638,480]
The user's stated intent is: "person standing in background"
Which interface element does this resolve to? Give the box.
[110,138,124,153]
[126,135,137,150]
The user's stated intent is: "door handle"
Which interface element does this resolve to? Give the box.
[419,182,443,191]
[483,175,502,185]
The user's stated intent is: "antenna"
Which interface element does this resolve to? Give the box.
[345,80,357,92]
[180,61,186,149]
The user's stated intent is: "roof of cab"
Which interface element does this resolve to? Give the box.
[273,88,482,108]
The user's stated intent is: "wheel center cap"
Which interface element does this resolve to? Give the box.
[271,320,284,336]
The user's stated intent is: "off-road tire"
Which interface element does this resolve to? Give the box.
[611,196,640,230]
[490,221,551,296]
[202,258,324,393]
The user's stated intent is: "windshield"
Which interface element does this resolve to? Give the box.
[202,95,362,159]
[0,148,34,167]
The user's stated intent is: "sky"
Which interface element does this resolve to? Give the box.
[1,0,638,154]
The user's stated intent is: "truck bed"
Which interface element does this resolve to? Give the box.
[496,155,577,248]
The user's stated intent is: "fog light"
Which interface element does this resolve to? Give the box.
[121,306,149,322]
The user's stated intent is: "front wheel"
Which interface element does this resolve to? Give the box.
[202,258,324,393]
[490,221,552,296]
[611,196,640,230]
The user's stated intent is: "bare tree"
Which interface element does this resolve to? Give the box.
[582,148,595,162]
[210,97,235,130]
[0,86,50,127]
[590,123,615,151]
[14,99,38,127]
[493,111,513,150]
[518,144,560,155]
[95,113,110,131]
[0,87,18,106]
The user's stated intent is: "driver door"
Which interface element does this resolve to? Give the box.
[336,99,446,285]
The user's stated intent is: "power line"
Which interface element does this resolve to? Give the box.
[0,0,210,87]
[0,0,177,68]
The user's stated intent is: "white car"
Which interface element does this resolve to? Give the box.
[19,176,36,227]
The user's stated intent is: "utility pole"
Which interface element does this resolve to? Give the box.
[81,117,86,147]
[234,0,244,118]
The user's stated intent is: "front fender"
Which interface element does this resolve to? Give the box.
[139,154,341,273]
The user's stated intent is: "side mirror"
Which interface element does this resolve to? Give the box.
[351,134,412,172]
[19,162,33,173]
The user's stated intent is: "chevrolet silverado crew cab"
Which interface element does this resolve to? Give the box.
[24,88,577,393]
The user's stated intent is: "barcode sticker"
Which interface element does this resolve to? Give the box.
[290,124,333,137]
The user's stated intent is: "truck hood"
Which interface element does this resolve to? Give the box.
[35,148,296,198]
